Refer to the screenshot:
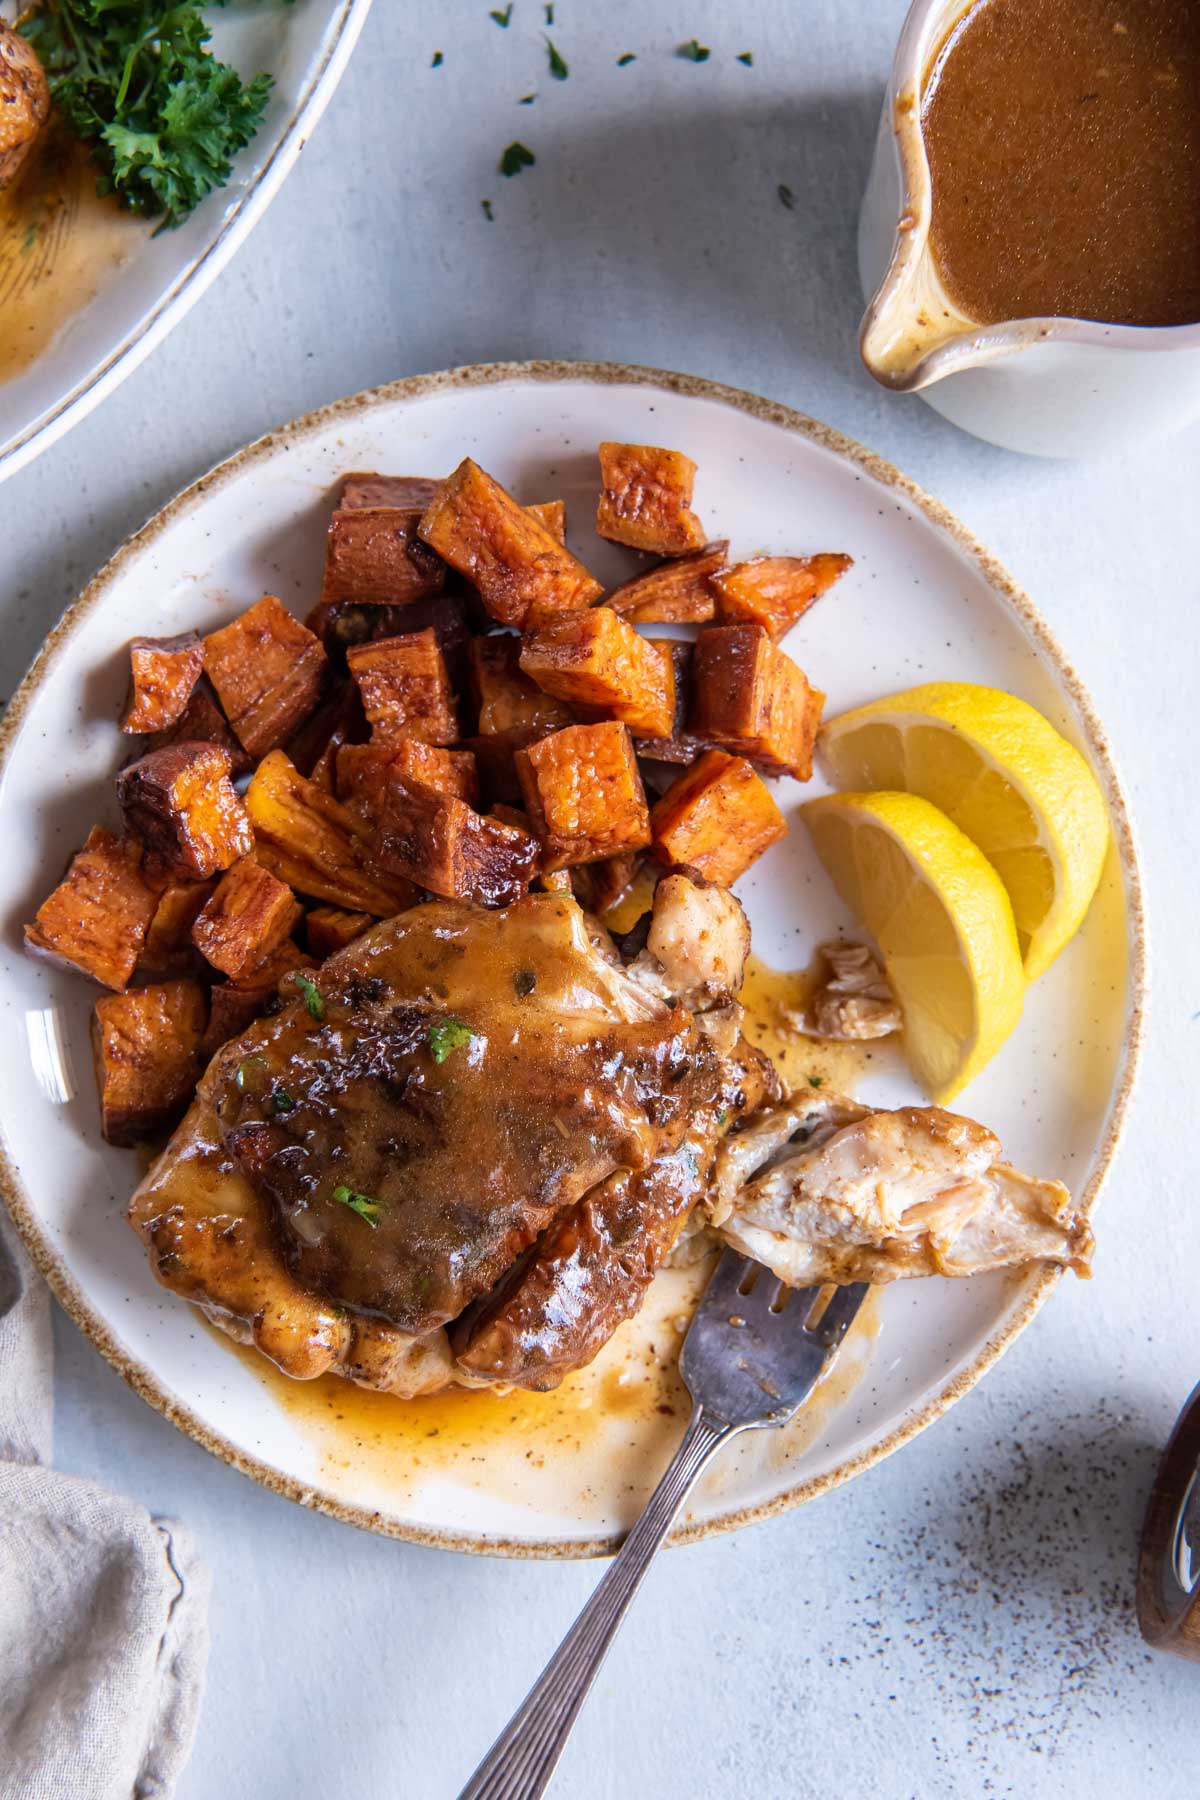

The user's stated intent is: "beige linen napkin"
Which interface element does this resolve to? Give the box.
[0,1214,210,1800]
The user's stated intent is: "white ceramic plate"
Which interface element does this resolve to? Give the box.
[0,363,1144,1556]
[0,0,372,484]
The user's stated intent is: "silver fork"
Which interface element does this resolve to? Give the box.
[457,1252,869,1800]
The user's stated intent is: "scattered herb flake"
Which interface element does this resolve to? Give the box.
[482,197,495,220]
[778,183,795,210]
[500,140,536,176]
[519,92,536,103]
[235,1055,267,1092]
[490,4,513,23]
[332,1185,382,1229]
[808,1072,826,1088]
[271,1087,296,1115]
[737,51,753,65]
[431,50,444,67]
[545,2,554,19]
[546,37,568,79]
[428,1017,475,1063]
[617,52,636,66]
[715,1108,729,1127]
[679,39,711,62]
[293,972,325,1021]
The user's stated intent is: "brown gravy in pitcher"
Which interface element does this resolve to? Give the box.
[922,0,1200,327]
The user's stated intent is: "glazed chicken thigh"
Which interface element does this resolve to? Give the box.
[129,878,768,1393]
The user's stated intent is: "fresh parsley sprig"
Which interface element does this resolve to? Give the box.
[18,2,280,231]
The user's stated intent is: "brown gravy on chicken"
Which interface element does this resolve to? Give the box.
[922,0,1200,326]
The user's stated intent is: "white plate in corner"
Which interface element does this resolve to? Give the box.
[0,362,1146,1555]
[0,0,373,484]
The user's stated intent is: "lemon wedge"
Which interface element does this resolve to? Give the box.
[801,790,1024,1103]
[817,683,1109,981]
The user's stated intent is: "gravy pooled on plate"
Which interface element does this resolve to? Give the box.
[922,0,1200,327]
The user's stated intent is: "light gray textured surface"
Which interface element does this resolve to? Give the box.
[1,4,1196,1797]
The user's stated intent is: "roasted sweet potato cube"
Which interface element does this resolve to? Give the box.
[140,678,250,773]
[91,980,208,1144]
[341,473,443,511]
[632,641,707,764]
[519,609,674,739]
[336,741,478,821]
[418,458,602,628]
[596,442,707,555]
[245,751,417,915]
[25,826,159,990]
[712,553,853,639]
[306,906,373,958]
[468,636,574,736]
[380,778,539,906]
[321,507,447,609]
[138,878,217,977]
[460,727,552,807]
[607,542,727,624]
[201,941,314,1053]
[346,628,458,746]
[515,721,651,870]
[117,743,252,880]
[284,681,367,780]
[526,499,566,542]
[203,595,328,759]
[691,625,824,780]
[121,632,204,734]
[191,857,302,980]
[650,750,786,883]
[305,589,473,689]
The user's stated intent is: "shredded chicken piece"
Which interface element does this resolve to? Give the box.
[792,941,902,1041]
[715,1097,1093,1283]
[626,874,751,1010]
[0,24,49,190]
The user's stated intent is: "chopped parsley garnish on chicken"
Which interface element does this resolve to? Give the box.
[332,1185,382,1229]
[499,139,535,176]
[293,972,325,1020]
[428,1017,475,1063]
[17,1,280,230]
[545,37,568,79]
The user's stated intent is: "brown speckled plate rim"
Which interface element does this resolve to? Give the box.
[0,360,1147,1560]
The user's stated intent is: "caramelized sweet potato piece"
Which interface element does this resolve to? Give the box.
[138,878,217,977]
[305,906,373,958]
[468,635,574,736]
[632,641,708,764]
[191,857,302,980]
[379,778,539,906]
[607,542,728,624]
[25,826,159,991]
[569,850,645,915]
[140,678,250,774]
[203,595,328,759]
[121,633,204,734]
[418,458,602,628]
[596,442,707,555]
[117,743,253,880]
[712,553,852,639]
[650,750,786,883]
[304,588,474,688]
[245,751,417,915]
[520,609,674,739]
[691,624,824,779]
[335,741,478,821]
[516,721,651,870]
[321,507,447,608]
[91,980,208,1145]
[284,681,367,780]
[526,499,566,542]
[460,726,554,807]
[341,473,442,511]
[201,941,314,1053]
[346,628,458,746]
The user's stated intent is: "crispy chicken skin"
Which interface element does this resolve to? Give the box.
[0,25,49,190]
[712,1095,1093,1284]
[128,881,761,1393]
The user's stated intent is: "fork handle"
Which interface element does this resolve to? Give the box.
[457,1405,737,1800]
